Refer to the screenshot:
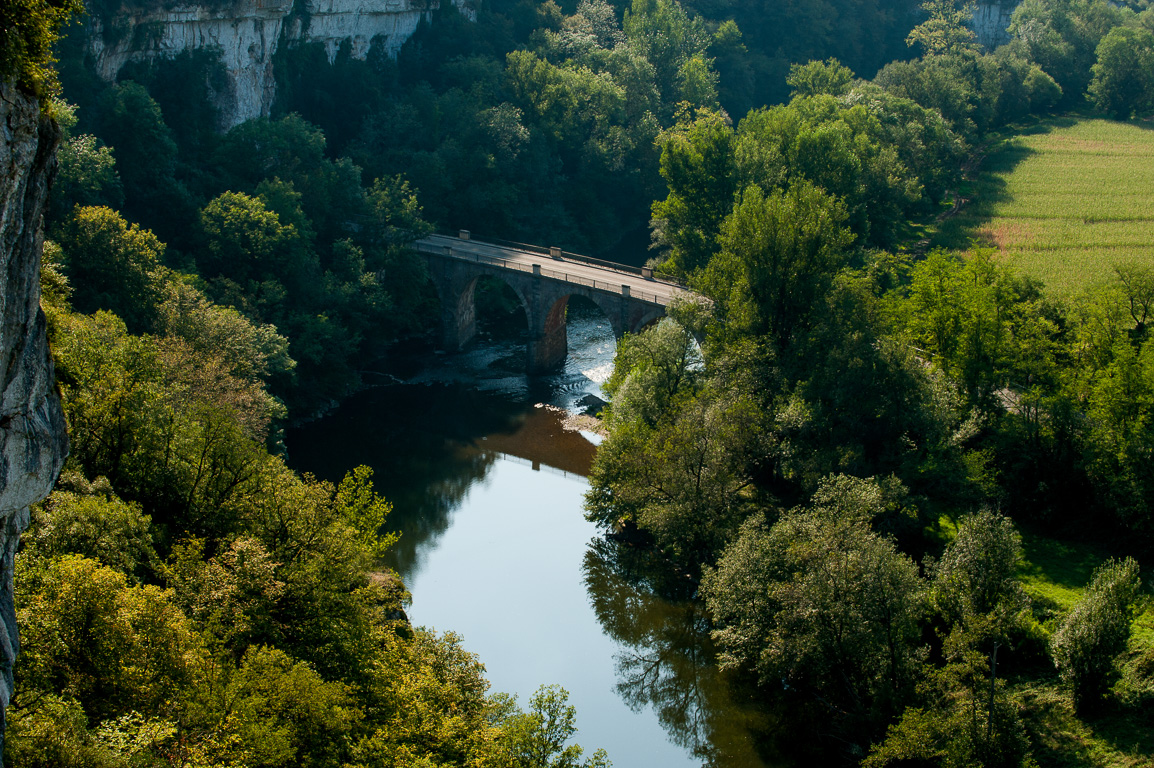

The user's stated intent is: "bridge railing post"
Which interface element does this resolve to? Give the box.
[622,284,630,298]
[533,264,541,275]
[459,230,471,240]
[550,246,561,259]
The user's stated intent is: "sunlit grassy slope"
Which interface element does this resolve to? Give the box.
[937,118,1154,294]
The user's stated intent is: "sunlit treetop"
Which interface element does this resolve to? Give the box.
[0,0,84,98]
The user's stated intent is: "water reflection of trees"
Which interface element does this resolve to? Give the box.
[583,538,779,768]
[287,383,525,577]
[384,442,497,576]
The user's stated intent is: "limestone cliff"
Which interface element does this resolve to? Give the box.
[87,0,472,129]
[0,82,70,757]
[972,0,1019,49]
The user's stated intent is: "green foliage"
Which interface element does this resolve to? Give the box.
[48,133,124,225]
[0,0,83,96]
[786,58,855,98]
[1088,25,1154,117]
[604,317,702,424]
[502,685,611,768]
[6,694,174,768]
[157,279,295,389]
[51,310,278,533]
[55,205,165,332]
[28,485,156,581]
[95,82,190,241]
[198,190,302,290]
[192,645,360,768]
[703,181,852,352]
[335,465,399,559]
[650,107,737,274]
[702,475,925,739]
[15,554,194,723]
[1008,0,1126,105]
[932,510,1032,639]
[865,650,1034,768]
[1024,64,1063,110]
[892,248,1060,413]
[622,0,712,109]
[907,0,980,57]
[1051,557,1144,712]
[866,512,1037,767]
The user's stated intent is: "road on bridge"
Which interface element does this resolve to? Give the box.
[414,233,691,307]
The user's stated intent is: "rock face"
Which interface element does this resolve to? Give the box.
[0,82,70,757]
[88,0,471,129]
[972,0,1019,49]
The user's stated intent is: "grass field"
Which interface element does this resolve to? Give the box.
[933,118,1154,295]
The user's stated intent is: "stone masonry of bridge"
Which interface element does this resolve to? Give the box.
[414,232,692,373]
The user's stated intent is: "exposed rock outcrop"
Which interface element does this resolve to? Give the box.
[0,82,70,757]
[87,0,472,129]
[972,0,1019,49]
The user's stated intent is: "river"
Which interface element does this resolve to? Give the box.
[286,300,778,767]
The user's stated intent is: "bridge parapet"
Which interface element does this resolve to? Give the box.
[444,232,687,286]
[413,232,694,372]
[412,238,680,306]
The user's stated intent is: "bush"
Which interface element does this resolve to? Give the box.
[1051,557,1144,712]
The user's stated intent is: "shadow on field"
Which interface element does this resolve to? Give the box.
[928,116,1088,252]
[931,140,1037,251]
[1090,709,1154,762]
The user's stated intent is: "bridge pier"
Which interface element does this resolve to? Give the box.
[528,295,569,373]
[440,298,476,351]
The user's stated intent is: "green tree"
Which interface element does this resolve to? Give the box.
[48,133,123,227]
[932,510,1031,639]
[604,317,702,427]
[56,205,165,332]
[1051,557,1144,712]
[907,0,979,57]
[27,487,156,581]
[185,645,359,768]
[1088,25,1154,118]
[96,82,189,238]
[894,248,1059,413]
[650,107,737,275]
[503,685,611,768]
[587,380,764,570]
[702,476,925,738]
[703,181,853,353]
[15,555,195,723]
[334,465,398,558]
[198,190,302,291]
[1007,0,1124,103]
[156,279,295,388]
[865,633,1034,768]
[0,0,83,95]
[622,0,712,108]
[787,58,855,98]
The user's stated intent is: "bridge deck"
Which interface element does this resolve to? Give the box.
[414,233,690,306]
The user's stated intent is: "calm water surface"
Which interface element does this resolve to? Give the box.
[287,303,776,768]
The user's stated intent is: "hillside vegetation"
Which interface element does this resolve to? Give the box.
[15,0,1154,765]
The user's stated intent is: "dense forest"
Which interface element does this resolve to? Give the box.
[7,0,1154,763]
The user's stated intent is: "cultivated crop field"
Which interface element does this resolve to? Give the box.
[961,119,1154,294]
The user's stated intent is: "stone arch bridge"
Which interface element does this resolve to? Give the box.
[413,232,694,373]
